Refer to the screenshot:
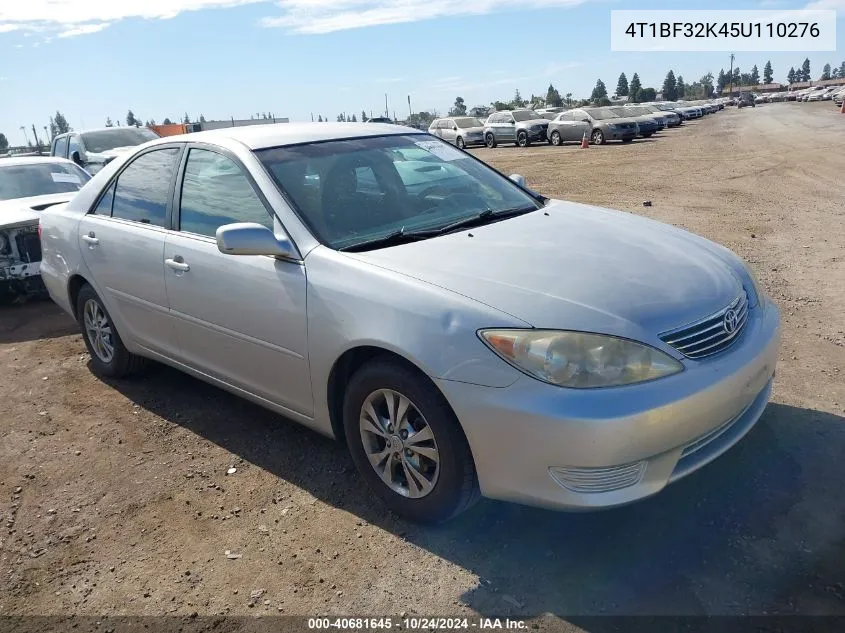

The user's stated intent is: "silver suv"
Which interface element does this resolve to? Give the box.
[483,110,549,148]
[428,117,486,149]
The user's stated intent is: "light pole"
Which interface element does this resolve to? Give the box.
[729,53,735,96]
[20,126,30,147]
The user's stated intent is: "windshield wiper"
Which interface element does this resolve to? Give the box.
[338,205,537,253]
[430,205,537,235]
[338,226,431,252]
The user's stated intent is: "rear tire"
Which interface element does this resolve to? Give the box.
[485,133,497,148]
[343,358,480,524]
[76,284,146,378]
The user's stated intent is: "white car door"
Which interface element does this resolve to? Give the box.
[77,145,182,356]
[163,146,312,417]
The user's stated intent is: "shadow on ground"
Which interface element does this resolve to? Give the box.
[104,362,845,618]
[0,299,77,344]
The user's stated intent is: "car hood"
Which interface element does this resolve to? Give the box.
[0,193,74,229]
[349,200,742,340]
[603,116,639,125]
[87,146,138,162]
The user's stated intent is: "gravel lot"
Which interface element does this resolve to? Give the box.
[1,102,844,620]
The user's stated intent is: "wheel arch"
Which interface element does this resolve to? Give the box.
[326,345,447,445]
[67,273,92,321]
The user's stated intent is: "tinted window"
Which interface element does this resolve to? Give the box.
[81,128,159,153]
[92,181,116,215]
[53,136,69,158]
[178,148,272,238]
[112,148,180,227]
[0,161,92,201]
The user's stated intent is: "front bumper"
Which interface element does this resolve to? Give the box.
[436,297,781,511]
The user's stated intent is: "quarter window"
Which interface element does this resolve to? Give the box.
[111,148,180,227]
[53,136,69,158]
[178,148,273,238]
[67,135,83,159]
[92,182,116,215]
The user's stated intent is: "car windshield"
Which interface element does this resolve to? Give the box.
[81,128,159,153]
[512,111,540,122]
[454,117,483,128]
[257,134,541,250]
[585,108,618,120]
[0,162,91,201]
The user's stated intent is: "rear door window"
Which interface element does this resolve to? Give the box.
[111,148,181,227]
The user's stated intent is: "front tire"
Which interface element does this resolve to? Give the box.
[343,359,479,524]
[76,284,146,378]
[591,129,605,145]
[516,130,529,147]
[549,130,562,146]
[456,136,465,149]
[485,132,497,148]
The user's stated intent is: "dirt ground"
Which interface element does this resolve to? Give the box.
[1,102,844,620]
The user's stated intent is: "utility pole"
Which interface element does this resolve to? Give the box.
[407,95,412,120]
[384,93,389,118]
[729,52,735,96]
[31,125,42,152]
[311,112,314,122]
[20,126,30,147]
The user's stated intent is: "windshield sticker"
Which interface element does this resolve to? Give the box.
[51,173,82,184]
[414,140,465,162]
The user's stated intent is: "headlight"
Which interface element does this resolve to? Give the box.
[479,329,683,388]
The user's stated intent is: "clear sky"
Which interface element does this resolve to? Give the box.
[1,0,842,145]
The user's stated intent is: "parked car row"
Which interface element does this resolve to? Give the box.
[741,85,845,105]
[429,98,726,149]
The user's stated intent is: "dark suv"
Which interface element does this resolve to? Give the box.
[737,93,756,109]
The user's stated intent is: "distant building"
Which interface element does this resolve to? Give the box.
[200,117,289,131]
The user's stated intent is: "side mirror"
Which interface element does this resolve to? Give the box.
[452,126,458,131]
[582,119,591,124]
[71,150,84,165]
[216,222,298,259]
[509,174,526,188]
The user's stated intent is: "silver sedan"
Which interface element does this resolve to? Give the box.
[39,123,781,523]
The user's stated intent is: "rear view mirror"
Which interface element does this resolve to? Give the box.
[216,222,298,259]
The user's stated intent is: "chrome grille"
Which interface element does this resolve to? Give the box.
[660,291,749,360]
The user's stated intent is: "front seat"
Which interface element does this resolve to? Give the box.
[320,158,377,240]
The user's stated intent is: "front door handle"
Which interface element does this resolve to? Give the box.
[165,257,190,272]
[81,232,99,246]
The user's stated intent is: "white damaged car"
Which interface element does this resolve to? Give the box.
[0,156,91,302]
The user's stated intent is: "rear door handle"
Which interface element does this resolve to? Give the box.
[81,232,99,246]
[165,257,190,272]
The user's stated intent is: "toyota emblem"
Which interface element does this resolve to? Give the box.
[723,309,739,334]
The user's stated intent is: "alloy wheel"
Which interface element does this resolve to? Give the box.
[359,389,440,499]
[83,298,115,363]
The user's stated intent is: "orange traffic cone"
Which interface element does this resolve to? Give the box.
[580,130,590,149]
[840,99,845,115]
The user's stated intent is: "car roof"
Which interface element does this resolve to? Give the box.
[151,122,421,150]
[0,155,79,167]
